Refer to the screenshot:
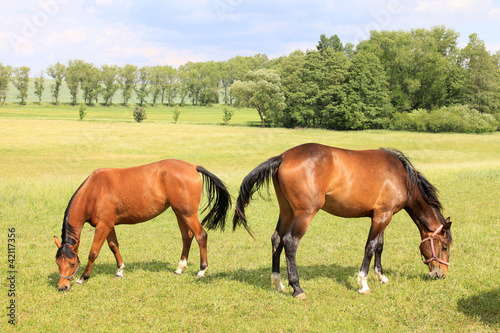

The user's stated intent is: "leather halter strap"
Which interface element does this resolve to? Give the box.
[59,258,81,281]
[420,224,449,266]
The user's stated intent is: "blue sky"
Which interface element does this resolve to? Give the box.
[1,0,499,73]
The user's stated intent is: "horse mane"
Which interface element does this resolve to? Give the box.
[381,148,444,220]
[56,176,89,260]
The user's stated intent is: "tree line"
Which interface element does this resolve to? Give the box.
[0,54,269,107]
[1,26,498,132]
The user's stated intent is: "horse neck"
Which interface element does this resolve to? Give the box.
[62,201,88,255]
[405,195,443,238]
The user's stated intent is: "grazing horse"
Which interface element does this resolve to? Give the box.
[54,159,231,291]
[233,143,452,299]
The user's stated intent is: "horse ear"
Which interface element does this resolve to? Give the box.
[54,236,62,249]
[443,218,452,231]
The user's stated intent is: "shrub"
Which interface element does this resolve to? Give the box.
[172,107,180,123]
[133,106,147,123]
[78,103,87,121]
[390,105,498,133]
[222,106,234,125]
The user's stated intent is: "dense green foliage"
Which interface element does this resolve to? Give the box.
[272,27,499,131]
[1,27,499,132]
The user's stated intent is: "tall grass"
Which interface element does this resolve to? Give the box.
[0,108,499,332]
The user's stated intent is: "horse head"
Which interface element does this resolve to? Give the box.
[54,236,81,291]
[420,219,452,279]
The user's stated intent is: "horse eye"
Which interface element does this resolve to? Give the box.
[70,262,75,267]
[442,246,448,251]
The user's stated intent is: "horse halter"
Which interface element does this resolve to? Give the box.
[420,224,449,266]
[59,257,81,281]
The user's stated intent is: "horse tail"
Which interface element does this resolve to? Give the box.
[196,166,232,231]
[233,155,283,236]
[382,148,442,211]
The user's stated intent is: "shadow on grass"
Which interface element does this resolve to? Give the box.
[201,263,359,292]
[457,288,500,327]
[47,260,177,289]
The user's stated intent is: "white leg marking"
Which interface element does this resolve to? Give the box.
[196,268,207,278]
[75,277,84,285]
[357,272,370,294]
[271,273,286,292]
[374,268,388,284]
[116,263,125,278]
[175,259,187,275]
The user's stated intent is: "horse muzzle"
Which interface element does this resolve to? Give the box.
[428,263,447,279]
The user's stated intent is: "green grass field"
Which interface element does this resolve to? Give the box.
[1,106,499,332]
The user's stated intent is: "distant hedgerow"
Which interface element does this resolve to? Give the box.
[391,105,498,133]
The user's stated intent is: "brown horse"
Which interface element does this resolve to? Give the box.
[233,143,452,299]
[54,159,231,291]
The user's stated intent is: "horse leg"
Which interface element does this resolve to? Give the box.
[176,213,208,278]
[271,217,286,292]
[76,223,112,284]
[358,214,391,294]
[174,216,194,275]
[373,232,389,284]
[283,212,314,299]
[107,228,125,278]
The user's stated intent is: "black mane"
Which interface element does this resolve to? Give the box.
[56,177,88,260]
[382,148,451,243]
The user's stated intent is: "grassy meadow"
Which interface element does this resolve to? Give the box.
[0,105,499,332]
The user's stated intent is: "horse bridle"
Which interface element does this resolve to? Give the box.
[420,224,449,266]
[59,257,81,281]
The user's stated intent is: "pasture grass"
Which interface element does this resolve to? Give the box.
[0,107,499,332]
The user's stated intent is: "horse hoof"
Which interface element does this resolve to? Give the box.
[75,279,83,285]
[174,270,182,275]
[358,288,371,295]
[293,292,307,300]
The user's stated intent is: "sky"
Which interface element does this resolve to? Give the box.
[1,0,499,74]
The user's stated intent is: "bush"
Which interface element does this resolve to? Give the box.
[78,103,87,121]
[390,105,498,133]
[222,106,234,125]
[172,107,180,123]
[133,106,147,123]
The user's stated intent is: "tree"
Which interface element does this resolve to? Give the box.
[0,63,12,105]
[345,51,393,129]
[149,66,162,107]
[180,62,202,105]
[157,65,178,105]
[317,34,344,53]
[46,62,65,104]
[33,70,45,104]
[12,66,30,105]
[275,50,310,127]
[101,64,119,105]
[459,33,500,114]
[118,64,137,105]
[135,66,150,106]
[65,60,85,105]
[231,69,286,127]
[80,62,101,105]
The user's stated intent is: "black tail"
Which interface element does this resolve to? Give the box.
[196,166,232,231]
[232,155,283,236]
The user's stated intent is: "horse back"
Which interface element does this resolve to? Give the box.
[80,159,203,225]
[276,143,409,218]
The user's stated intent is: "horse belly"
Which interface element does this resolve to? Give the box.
[321,196,374,218]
